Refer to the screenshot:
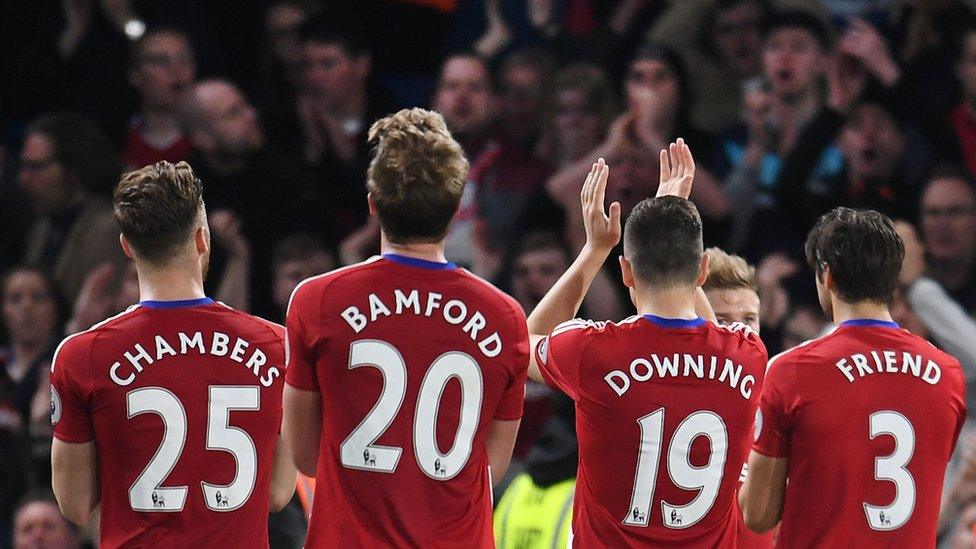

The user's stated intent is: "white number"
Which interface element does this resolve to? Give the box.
[624,408,728,529]
[340,340,406,472]
[864,411,916,530]
[128,388,188,511]
[126,385,260,512]
[340,340,484,480]
[202,386,260,511]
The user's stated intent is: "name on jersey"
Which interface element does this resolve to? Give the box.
[108,332,282,387]
[835,350,942,384]
[606,353,757,400]
[340,290,503,358]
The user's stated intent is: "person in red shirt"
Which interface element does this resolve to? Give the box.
[740,207,967,547]
[283,108,529,547]
[50,161,296,547]
[525,140,768,547]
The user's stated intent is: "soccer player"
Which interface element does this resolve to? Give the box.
[50,161,296,547]
[283,108,529,547]
[739,208,967,546]
[526,140,768,547]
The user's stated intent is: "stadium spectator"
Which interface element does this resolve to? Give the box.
[950,25,976,179]
[919,168,976,314]
[18,114,127,303]
[13,491,81,549]
[270,233,336,321]
[497,48,556,151]
[122,28,195,171]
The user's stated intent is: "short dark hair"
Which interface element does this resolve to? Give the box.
[624,197,703,287]
[113,161,204,264]
[298,12,368,57]
[272,233,331,271]
[805,207,904,304]
[762,9,831,48]
[26,113,119,195]
[130,27,193,67]
[367,108,468,244]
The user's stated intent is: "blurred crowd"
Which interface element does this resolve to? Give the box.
[4,0,976,547]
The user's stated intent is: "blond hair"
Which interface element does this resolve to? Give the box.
[703,247,758,293]
[367,108,469,244]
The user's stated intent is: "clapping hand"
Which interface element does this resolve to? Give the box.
[656,138,695,199]
[580,158,622,253]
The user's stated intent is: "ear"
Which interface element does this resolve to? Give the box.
[120,234,135,260]
[822,265,835,292]
[195,225,210,255]
[619,255,635,289]
[695,253,710,288]
[367,192,377,215]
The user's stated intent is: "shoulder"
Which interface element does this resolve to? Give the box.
[766,328,838,374]
[550,317,625,340]
[52,305,143,374]
[213,302,285,340]
[457,268,525,318]
[290,257,385,306]
[714,321,766,353]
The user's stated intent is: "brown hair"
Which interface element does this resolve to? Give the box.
[703,247,758,293]
[113,161,204,264]
[367,108,469,244]
[805,207,904,304]
[624,196,703,287]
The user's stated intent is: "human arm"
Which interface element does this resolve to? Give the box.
[269,432,297,512]
[486,419,521,485]
[210,210,251,312]
[738,451,788,533]
[282,386,322,477]
[52,439,99,525]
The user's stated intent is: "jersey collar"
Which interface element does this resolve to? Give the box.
[382,253,456,270]
[642,314,706,329]
[840,319,899,329]
[139,297,214,309]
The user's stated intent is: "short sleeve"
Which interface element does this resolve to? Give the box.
[753,353,800,458]
[50,335,95,443]
[494,306,530,421]
[285,282,320,392]
[536,320,594,401]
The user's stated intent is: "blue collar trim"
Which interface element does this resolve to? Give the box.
[841,319,899,329]
[382,254,456,270]
[140,297,214,309]
[642,314,706,328]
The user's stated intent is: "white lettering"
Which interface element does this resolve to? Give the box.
[836,358,855,382]
[230,338,249,363]
[341,306,367,333]
[179,332,205,354]
[124,344,153,372]
[923,360,941,384]
[211,332,230,356]
[479,332,502,358]
[630,358,653,382]
[368,294,392,322]
[444,300,467,325]
[154,335,177,360]
[425,292,442,316]
[110,362,135,386]
[462,312,486,341]
[394,289,420,315]
[605,370,630,396]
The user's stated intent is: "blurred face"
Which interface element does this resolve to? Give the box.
[626,59,680,115]
[435,57,495,138]
[605,148,658,215]
[839,104,905,180]
[2,270,57,347]
[13,501,77,549]
[18,134,73,214]
[553,88,602,161]
[781,307,826,350]
[304,42,367,109]
[706,287,760,332]
[196,83,264,155]
[711,1,764,77]
[273,252,336,311]
[957,33,976,104]
[921,177,976,264]
[511,247,568,313]
[131,32,195,110]
[266,3,308,68]
[500,63,546,143]
[763,28,823,99]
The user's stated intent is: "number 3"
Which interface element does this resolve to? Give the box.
[864,411,916,530]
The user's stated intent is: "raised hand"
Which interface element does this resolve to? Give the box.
[656,137,695,199]
[580,158,622,253]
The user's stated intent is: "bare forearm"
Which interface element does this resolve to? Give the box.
[216,254,250,311]
[528,245,610,335]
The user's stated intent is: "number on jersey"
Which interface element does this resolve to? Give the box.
[864,411,916,530]
[624,408,728,529]
[127,386,260,512]
[340,340,483,480]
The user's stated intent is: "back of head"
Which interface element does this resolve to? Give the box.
[367,108,469,244]
[27,113,119,195]
[703,248,758,293]
[624,196,703,287]
[805,207,904,304]
[114,161,204,264]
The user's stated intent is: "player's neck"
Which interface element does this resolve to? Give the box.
[633,286,699,320]
[380,236,448,264]
[136,262,207,303]
[830,298,893,325]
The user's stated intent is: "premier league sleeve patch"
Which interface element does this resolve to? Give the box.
[51,386,62,426]
[537,337,549,365]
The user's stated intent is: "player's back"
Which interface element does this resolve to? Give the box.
[51,298,285,548]
[537,315,767,547]
[759,320,966,548]
[285,255,529,547]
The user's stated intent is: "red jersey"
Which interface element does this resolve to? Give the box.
[50,298,285,548]
[755,319,967,548]
[121,121,191,171]
[536,315,768,547]
[285,254,529,548]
